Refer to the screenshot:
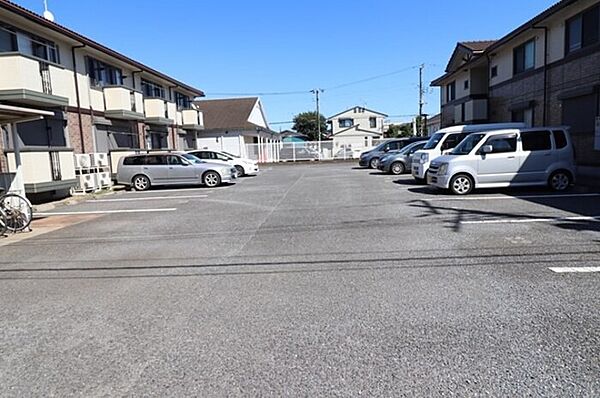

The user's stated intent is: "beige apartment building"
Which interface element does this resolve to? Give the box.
[432,0,600,171]
[0,0,205,197]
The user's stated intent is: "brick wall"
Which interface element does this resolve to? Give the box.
[489,71,545,126]
[137,122,146,149]
[66,112,93,154]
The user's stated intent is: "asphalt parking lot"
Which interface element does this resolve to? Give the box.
[1,162,599,396]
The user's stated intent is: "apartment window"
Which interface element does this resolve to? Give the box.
[339,118,353,128]
[141,79,165,98]
[464,80,469,90]
[87,57,123,87]
[369,117,377,128]
[490,66,498,78]
[175,92,191,109]
[0,25,17,52]
[446,81,456,102]
[30,36,59,63]
[513,39,535,75]
[566,5,599,54]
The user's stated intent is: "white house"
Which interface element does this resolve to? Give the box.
[193,97,279,161]
[327,106,388,150]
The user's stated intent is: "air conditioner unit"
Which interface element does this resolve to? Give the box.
[95,172,112,188]
[77,174,97,191]
[74,154,91,169]
[90,152,109,168]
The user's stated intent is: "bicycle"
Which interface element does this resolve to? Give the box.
[0,188,33,234]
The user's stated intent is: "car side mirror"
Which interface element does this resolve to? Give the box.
[383,147,389,152]
[181,159,190,166]
[481,145,493,154]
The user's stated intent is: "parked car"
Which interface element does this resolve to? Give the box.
[359,137,425,169]
[188,150,259,177]
[334,147,362,160]
[427,127,575,195]
[377,140,428,175]
[411,123,526,183]
[116,153,237,191]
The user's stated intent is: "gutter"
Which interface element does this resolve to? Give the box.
[532,24,549,125]
[71,44,86,152]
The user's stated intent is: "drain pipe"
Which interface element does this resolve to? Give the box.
[533,25,549,125]
[71,44,86,152]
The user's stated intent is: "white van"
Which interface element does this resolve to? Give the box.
[427,127,575,195]
[411,123,525,182]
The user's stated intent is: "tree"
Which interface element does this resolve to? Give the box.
[292,111,327,141]
[386,123,413,138]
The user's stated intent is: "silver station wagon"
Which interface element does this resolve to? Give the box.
[116,153,237,191]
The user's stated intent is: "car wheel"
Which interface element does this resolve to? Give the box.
[449,174,474,195]
[390,162,405,175]
[203,171,221,187]
[235,165,245,177]
[369,158,379,169]
[132,175,150,191]
[549,170,571,191]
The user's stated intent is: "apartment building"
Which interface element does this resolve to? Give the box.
[327,106,388,149]
[0,0,205,196]
[432,0,600,170]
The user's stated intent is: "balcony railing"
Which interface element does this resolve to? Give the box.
[103,86,144,120]
[0,53,69,107]
[181,109,204,130]
[4,148,76,194]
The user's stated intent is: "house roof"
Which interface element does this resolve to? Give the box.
[194,97,267,131]
[459,40,497,53]
[0,0,204,96]
[327,106,388,120]
[432,0,579,86]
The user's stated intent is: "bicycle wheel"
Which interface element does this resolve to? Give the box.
[1,193,33,232]
[0,208,7,236]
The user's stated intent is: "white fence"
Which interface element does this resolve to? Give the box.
[245,140,387,163]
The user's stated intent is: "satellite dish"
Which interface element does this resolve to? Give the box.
[42,1,55,21]
[43,10,55,22]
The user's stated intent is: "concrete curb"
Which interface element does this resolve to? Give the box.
[32,187,123,213]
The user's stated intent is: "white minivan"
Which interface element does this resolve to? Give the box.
[411,123,525,183]
[427,127,576,195]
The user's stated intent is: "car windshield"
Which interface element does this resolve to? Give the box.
[450,133,486,155]
[423,132,445,150]
[181,153,202,164]
[399,142,422,154]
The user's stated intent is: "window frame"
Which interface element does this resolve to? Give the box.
[0,25,18,53]
[446,81,456,102]
[565,5,600,55]
[87,57,123,87]
[369,117,377,128]
[521,130,553,152]
[513,39,536,75]
[338,118,354,128]
[141,78,166,99]
[490,65,498,78]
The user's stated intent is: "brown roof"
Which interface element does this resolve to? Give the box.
[0,0,204,96]
[194,97,262,130]
[459,40,497,52]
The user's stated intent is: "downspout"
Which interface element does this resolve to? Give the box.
[168,85,178,149]
[533,25,548,125]
[486,53,492,122]
[71,44,86,152]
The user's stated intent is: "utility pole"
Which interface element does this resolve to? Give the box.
[418,63,425,136]
[311,89,323,155]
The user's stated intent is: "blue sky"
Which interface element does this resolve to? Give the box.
[16,0,554,130]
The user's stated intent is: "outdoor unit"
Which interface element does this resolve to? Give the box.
[90,153,109,168]
[74,154,91,170]
[95,172,112,188]
[77,174,97,191]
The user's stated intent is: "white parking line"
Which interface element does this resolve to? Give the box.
[92,195,207,203]
[426,193,600,202]
[35,208,177,216]
[461,215,600,225]
[549,267,600,273]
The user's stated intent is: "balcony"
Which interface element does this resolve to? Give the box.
[5,148,76,194]
[144,98,175,125]
[452,98,488,123]
[0,53,69,107]
[103,86,144,121]
[181,109,204,130]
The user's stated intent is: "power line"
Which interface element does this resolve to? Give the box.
[204,90,310,97]
[324,65,420,91]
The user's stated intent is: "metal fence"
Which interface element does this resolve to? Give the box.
[245,140,387,163]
